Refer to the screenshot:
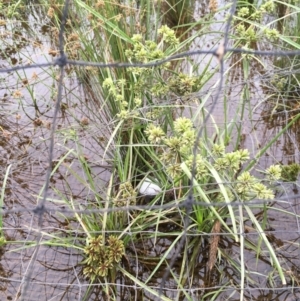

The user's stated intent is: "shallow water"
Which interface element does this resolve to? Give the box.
[1,1,300,301]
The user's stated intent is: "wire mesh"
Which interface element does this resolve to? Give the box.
[1,0,300,300]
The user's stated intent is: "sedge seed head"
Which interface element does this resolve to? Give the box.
[145,124,165,144]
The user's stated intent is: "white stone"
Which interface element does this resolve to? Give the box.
[139,178,161,196]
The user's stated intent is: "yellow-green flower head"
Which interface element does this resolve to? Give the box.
[133,42,144,52]
[134,97,142,107]
[245,28,256,42]
[236,24,246,36]
[145,40,157,50]
[264,28,279,41]
[151,49,164,59]
[107,235,125,263]
[116,94,123,102]
[185,154,205,169]
[103,78,114,89]
[96,260,112,277]
[261,1,274,13]
[117,110,129,120]
[181,129,196,145]
[251,10,262,21]
[237,149,250,163]
[224,151,241,170]
[212,144,225,157]
[185,154,208,181]
[214,157,228,171]
[237,171,256,184]
[160,151,175,164]
[179,145,191,156]
[167,163,182,178]
[132,34,143,43]
[266,164,282,181]
[117,79,126,86]
[164,136,181,152]
[238,7,250,18]
[174,117,193,134]
[135,48,148,62]
[236,172,257,195]
[125,49,133,59]
[121,101,128,108]
[151,82,169,97]
[253,183,274,200]
[145,124,165,144]
[158,25,179,46]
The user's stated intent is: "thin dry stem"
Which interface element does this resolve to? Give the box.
[208,219,221,271]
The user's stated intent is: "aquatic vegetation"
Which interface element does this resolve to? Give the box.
[82,235,125,281]
[146,116,280,203]
[1,0,300,300]
[234,1,278,44]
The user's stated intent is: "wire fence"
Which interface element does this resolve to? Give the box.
[1,0,300,300]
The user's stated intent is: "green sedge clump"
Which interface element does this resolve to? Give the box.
[260,0,275,13]
[101,25,203,123]
[144,124,165,144]
[280,163,300,182]
[158,25,179,47]
[264,28,280,41]
[125,25,178,63]
[235,172,271,200]
[235,24,257,43]
[237,7,250,18]
[83,235,125,280]
[169,73,202,96]
[146,116,280,201]
[113,182,137,207]
[266,164,282,181]
[234,0,276,45]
